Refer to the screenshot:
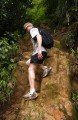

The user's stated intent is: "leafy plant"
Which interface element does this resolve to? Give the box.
[0,0,32,36]
[45,0,78,28]
[0,33,19,103]
[27,0,47,24]
[71,91,78,101]
[65,31,75,49]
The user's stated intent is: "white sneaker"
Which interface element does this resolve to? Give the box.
[23,92,38,100]
[42,67,52,78]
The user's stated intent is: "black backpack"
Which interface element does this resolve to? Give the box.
[38,28,54,49]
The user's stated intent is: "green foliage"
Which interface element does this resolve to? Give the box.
[27,0,47,24]
[0,0,33,103]
[71,49,78,60]
[71,91,78,101]
[45,0,78,28]
[0,0,32,36]
[69,49,78,75]
[65,31,75,49]
[60,31,75,51]
[0,33,19,103]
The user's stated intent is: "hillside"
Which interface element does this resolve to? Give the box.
[1,38,75,120]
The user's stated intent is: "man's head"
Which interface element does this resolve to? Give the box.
[24,22,33,32]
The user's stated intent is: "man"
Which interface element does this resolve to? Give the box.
[23,22,51,100]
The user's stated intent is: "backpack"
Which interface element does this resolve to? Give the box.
[38,28,54,49]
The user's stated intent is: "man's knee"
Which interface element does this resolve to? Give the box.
[26,59,31,66]
[28,64,36,72]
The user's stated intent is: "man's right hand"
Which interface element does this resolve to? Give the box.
[38,50,43,60]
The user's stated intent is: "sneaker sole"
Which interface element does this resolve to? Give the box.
[43,67,52,78]
[24,94,39,101]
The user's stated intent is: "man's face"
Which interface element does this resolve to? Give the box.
[26,26,32,32]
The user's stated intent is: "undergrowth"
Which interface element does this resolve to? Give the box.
[0,31,21,104]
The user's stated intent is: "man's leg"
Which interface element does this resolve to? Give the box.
[28,63,36,94]
[26,58,31,66]
[23,63,38,100]
[18,58,31,66]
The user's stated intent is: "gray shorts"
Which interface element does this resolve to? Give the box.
[30,52,47,64]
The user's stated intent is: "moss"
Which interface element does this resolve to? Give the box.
[43,84,59,99]
[72,105,78,120]
[54,40,62,49]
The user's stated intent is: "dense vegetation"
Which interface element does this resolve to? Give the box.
[0,0,32,103]
[0,0,78,105]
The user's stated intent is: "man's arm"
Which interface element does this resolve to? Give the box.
[36,34,43,60]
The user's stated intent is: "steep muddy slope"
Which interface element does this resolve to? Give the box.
[0,40,74,120]
[16,46,73,120]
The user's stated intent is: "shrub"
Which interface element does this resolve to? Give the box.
[0,33,19,103]
[65,31,75,49]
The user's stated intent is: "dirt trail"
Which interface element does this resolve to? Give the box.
[16,45,73,120]
[0,40,74,120]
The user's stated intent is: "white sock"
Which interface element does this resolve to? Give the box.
[42,66,48,70]
[30,89,35,94]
